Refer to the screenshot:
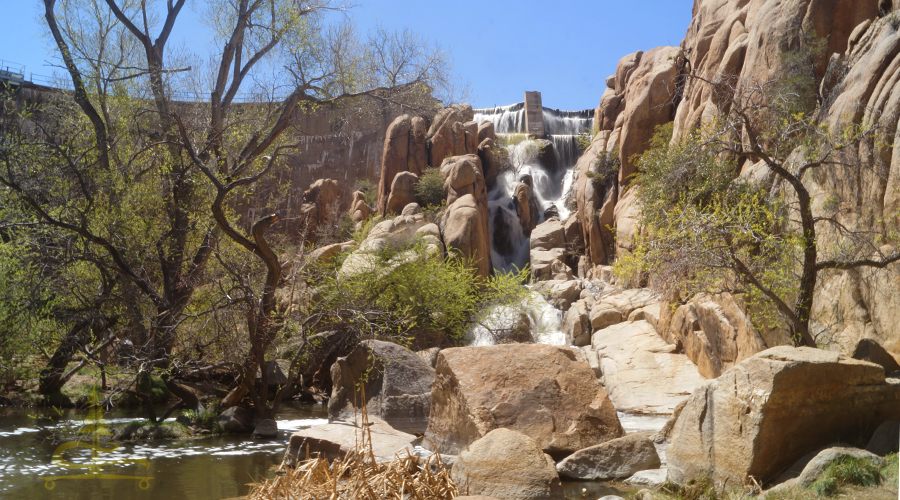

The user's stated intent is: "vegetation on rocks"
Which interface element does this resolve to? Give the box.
[414,167,446,209]
[617,74,900,347]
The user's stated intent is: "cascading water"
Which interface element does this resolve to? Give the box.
[468,101,593,346]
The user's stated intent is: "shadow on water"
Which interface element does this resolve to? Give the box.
[563,480,633,499]
[0,402,326,500]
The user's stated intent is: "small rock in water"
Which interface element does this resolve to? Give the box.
[626,468,668,487]
[218,406,253,433]
[556,433,660,480]
[252,419,278,438]
[543,204,560,220]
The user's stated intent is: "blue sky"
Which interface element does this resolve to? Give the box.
[0,1,692,111]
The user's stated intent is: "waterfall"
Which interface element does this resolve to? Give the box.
[474,102,593,136]
[468,289,568,346]
[473,102,526,134]
[466,101,593,347]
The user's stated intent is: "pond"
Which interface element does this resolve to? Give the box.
[0,403,326,500]
[0,404,661,499]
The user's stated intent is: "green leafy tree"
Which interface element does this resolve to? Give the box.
[618,73,900,347]
[0,0,466,415]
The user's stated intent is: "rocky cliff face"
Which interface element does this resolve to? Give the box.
[237,100,415,239]
[572,0,900,363]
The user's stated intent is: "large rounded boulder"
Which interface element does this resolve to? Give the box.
[328,340,435,434]
[667,346,900,489]
[451,428,564,500]
[425,344,624,458]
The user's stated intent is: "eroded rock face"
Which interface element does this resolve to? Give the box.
[385,171,419,215]
[596,88,625,132]
[443,194,492,279]
[426,344,624,458]
[534,279,583,312]
[439,155,491,278]
[556,433,661,480]
[451,429,565,500]
[350,190,372,228]
[377,115,412,214]
[301,178,341,239]
[429,104,476,168]
[328,340,434,434]
[615,51,643,96]
[564,299,592,346]
[530,219,566,252]
[529,216,583,282]
[617,46,683,186]
[667,347,900,489]
[666,293,770,378]
[592,320,707,414]
[575,131,617,269]
[477,138,501,191]
[377,115,429,215]
[339,213,436,279]
[663,0,900,364]
[514,179,539,236]
[530,248,573,282]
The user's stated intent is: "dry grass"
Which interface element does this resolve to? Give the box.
[248,409,458,500]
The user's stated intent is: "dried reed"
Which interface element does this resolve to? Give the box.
[247,406,458,500]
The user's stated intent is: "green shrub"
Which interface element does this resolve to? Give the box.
[809,456,883,496]
[354,179,377,206]
[415,168,445,209]
[180,408,223,433]
[310,237,532,350]
[352,215,384,245]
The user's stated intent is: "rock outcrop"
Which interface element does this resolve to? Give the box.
[428,104,477,168]
[441,155,492,278]
[667,347,900,489]
[563,298,592,346]
[617,46,683,185]
[529,217,582,282]
[477,138,502,191]
[665,293,771,378]
[574,132,617,268]
[671,0,900,362]
[426,344,624,458]
[766,446,885,494]
[534,279,583,312]
[300,178,341,240]
[513,176,540,236]
[350,190,372,229]
[591,320,707,414]
[450,429,565,500]
[339,212,441,279]
[556,433,661,480]
[328,340,435,434]
[375,113,432,215]
[377,115,412,215]
[385,171,419,215]
[283,416,416,466]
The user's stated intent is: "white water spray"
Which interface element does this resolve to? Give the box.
[468,101,593,346]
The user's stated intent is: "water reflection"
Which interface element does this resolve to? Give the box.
[0,403,326,500]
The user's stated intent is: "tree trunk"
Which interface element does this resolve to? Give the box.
[39,320,90,395]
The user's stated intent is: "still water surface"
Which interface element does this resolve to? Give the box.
[0,405,660,500]
[0,403,326,500]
